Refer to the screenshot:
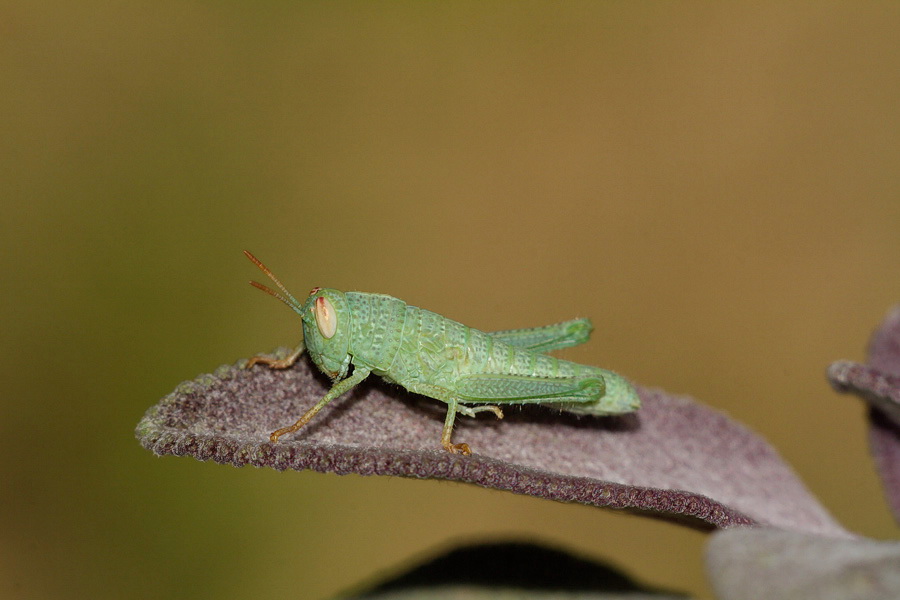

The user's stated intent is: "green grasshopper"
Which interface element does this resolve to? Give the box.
[244,251,640,454]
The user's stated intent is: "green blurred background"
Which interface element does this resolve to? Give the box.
[3,3,900,599]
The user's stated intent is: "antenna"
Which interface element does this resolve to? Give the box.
[243,250,303,313]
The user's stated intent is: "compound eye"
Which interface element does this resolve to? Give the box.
[314,296,337,339]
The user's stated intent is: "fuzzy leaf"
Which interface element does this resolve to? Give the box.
[706,528,900,600]
[829,305,900,522]
[348,541,691,599]
[137,351,846,535]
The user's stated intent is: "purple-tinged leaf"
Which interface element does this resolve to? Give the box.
[349,541,691,599]
[352,586,689,600]
[869,306,900,376]
[869,411,900,523]
[354,589,688,600]
[137,352,847,536]
[707,528,900,600]
[829,305,900,522]
[828,362,900,426]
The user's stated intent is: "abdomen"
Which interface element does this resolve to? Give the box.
[383,305,600,382]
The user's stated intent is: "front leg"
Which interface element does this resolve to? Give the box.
[246,340,305,370]
[270,365,371,442]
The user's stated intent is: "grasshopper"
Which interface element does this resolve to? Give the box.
[244,251,640,454]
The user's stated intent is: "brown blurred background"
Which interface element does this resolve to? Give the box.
[3,3,900,599]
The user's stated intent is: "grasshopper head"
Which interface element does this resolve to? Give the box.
[244,251,352,381]
[301,288,352,380]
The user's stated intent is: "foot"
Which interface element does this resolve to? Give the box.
[442,441,471,455]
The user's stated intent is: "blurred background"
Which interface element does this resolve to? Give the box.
[3,2,900,599]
